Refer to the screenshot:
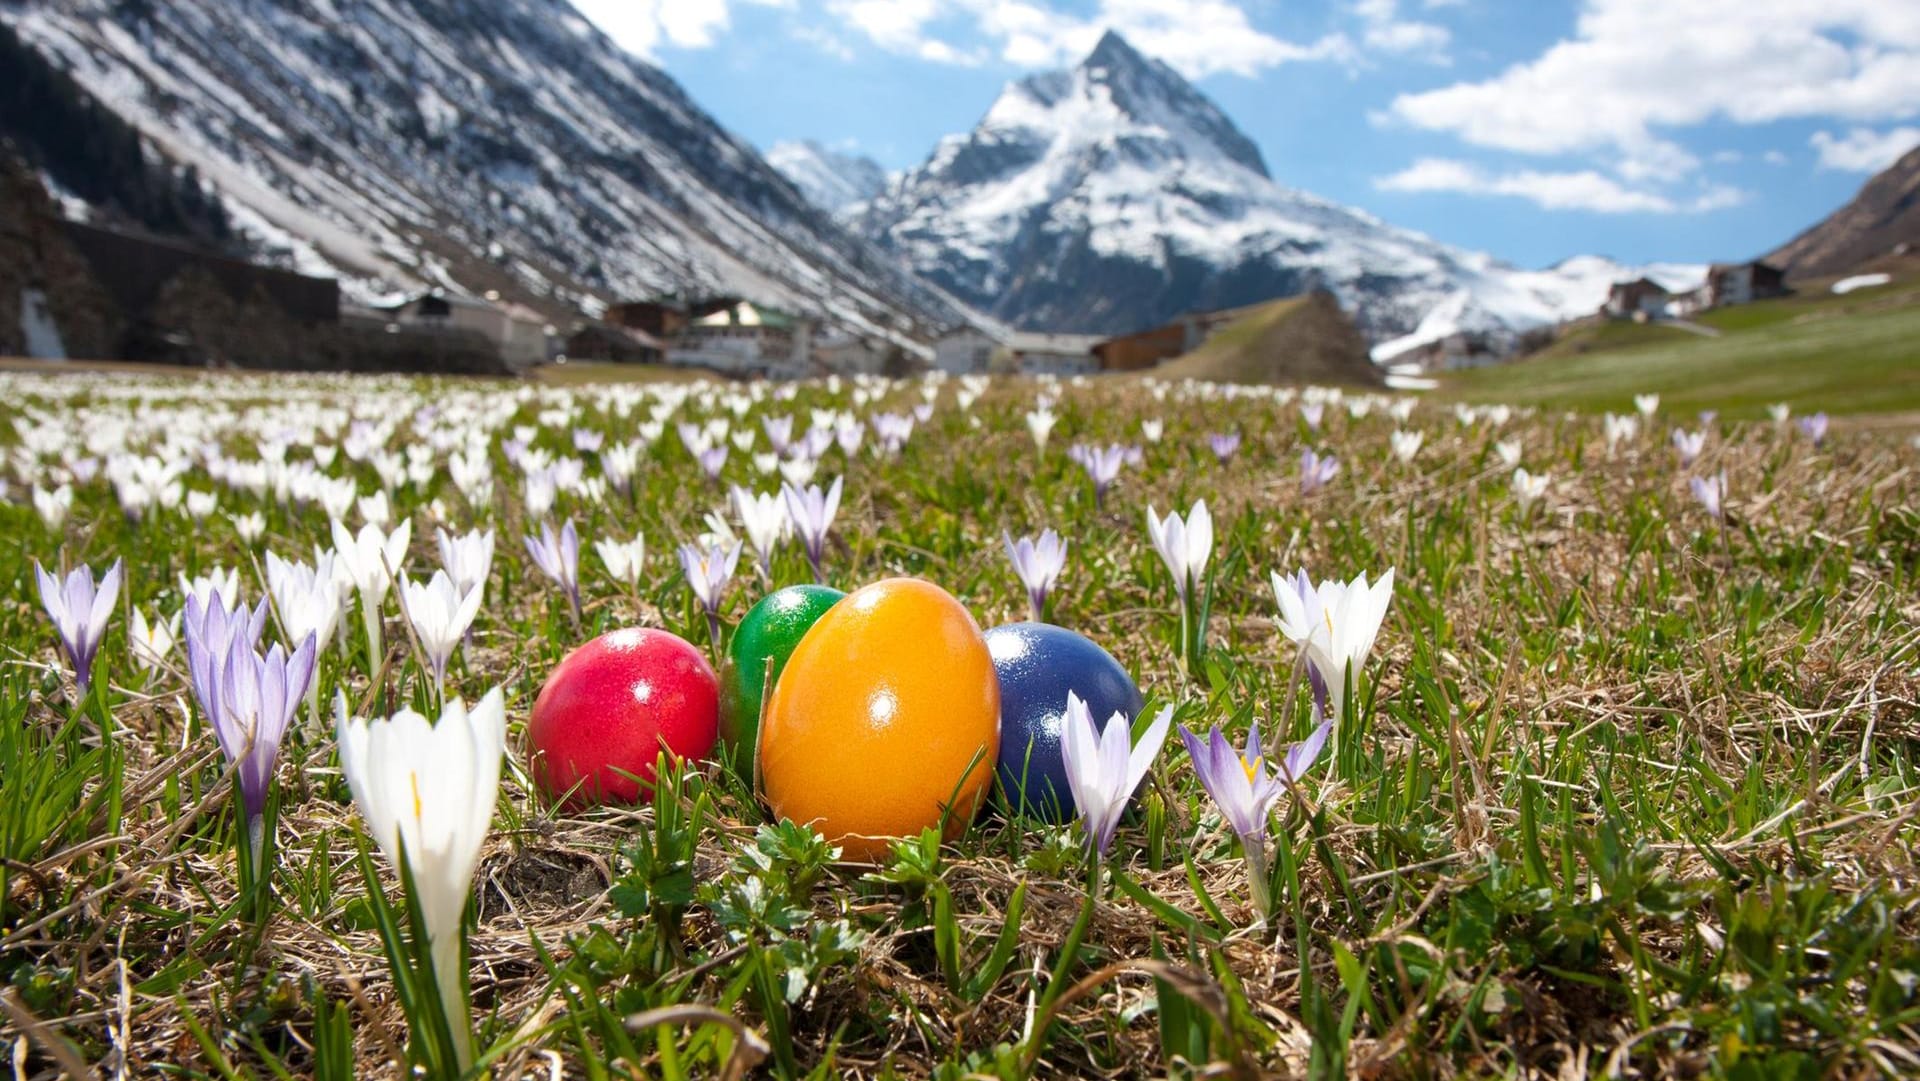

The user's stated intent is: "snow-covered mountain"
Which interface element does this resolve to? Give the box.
[767,140,888,216]
[855,31,1700,355]
[0,0,966,344]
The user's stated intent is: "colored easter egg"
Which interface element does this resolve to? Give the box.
[719,584,845,774]
[985,622,1144,822]
[759,578,1000,860]
[528,628,719,807]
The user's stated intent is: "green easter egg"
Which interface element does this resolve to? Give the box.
[719,584,845,775]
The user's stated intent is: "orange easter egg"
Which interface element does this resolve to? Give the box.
[759,578,1000,860]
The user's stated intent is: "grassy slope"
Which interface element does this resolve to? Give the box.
[1154,293,1380,385]
[1446,277,1920,416]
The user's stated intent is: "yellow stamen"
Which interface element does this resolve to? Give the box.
[1241,754,1262,784]
[410,772,423,823]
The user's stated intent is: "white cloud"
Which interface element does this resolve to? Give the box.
[1376,157,1744,213]
[1353,0,1450,62]
[1384,1,1920,176]
[1809,126,1920,172]
[821,0,1352,79]
[1763,150,1790,166]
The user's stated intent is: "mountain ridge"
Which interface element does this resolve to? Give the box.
[848,31,1700,353]
[0,0,967,345]
[1767,143,1920,280]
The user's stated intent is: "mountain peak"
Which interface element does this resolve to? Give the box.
[1057,31,1270,179]
[767,140,888,215]
[1084,29,1148,71]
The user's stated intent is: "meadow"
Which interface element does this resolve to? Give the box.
[1445,277,1920,418]
[1,367,1917,1079]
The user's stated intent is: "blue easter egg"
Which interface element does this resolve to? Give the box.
[985,622,1144,822]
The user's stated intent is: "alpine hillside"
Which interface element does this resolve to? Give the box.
[1767,141,1920,281]
[0,0,969,343]
[767,140,889,216]
[851,31,1701,356]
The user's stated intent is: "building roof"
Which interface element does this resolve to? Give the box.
[1006,331,1102,355]
[691,299,797,329]
[570,323,664,350]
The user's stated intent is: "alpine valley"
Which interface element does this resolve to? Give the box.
[0,0,971,345]
[7,0,1705,363]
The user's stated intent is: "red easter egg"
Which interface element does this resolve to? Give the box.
[528,628,719,807]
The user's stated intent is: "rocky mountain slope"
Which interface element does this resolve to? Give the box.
[0,0,966,342]
[1768,143,1920,280]
[767,140,888,216]
[851,31,1700,356]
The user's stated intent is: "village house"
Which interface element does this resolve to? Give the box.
[1090,303,1266,372]
[932,326,999,374]
[1703,261,1788,308]
[562,321,664,364]
[1001,332,1102,375]
[931,325,1102,375]
[669,297,814,378]
[389,291,553,369]
[1602,278,1672,321]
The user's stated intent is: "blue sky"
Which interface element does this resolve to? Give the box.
[573,1,1920,270]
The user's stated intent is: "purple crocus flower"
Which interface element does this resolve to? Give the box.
[33,559,123,697]
[183,589,314,856]
[697,445,730,481]
[184,591,271,717]
[1004,529,1067,621]
[912,402,934,424]
[763,415,795,456]
[1300,402,1325,430]
[1798,413,1829,446]
[801,424,836,460]
[1207,433,1241,464]
[524,519,582,623]
[871,412,914,456]
[1300,448,1340,495]
[1179,712,1330,923]
[1671,428,1705,466]
[1069,442,1131,508]
[573,429,604,453]
[1060,693,1172,857]
[782,477,843,583]
[1690,472,1726,518]
[678,538,743,646]
[213,632,318,832]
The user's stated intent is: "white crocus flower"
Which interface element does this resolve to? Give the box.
[266,552,347,661]
[358,490,392,528]
[1389,429,1423,463]
[1511,467,1550,512]
[399,571,484,692]
[185,490,218,520]
[336,688,505,1071]
[232,511,266,544]
[435,527,495,600]
[33,484,74,530]
[1494,439,1523,470]
[180,568,243,614]
[732,486,790,577]
[1634,393,1660,418]
[1145,501,1213,605]
[1026,405,1057,452]
[1270,567,1396,732]
[1140,418,1164,444]
[332,518,413,667]
[130,608,179,673]
[595,534,646,590]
